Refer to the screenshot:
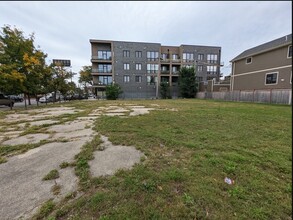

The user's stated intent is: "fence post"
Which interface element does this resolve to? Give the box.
[270,89,272,103]
[252,89,255,103]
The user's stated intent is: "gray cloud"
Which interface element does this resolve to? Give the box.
[0,1,291,83]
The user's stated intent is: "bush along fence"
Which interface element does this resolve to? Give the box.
[196,89,292,105]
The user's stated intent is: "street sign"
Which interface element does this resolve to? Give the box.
[53,59,71,67]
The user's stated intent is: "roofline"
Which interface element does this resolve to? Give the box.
[230,42,292,62]
[89,39,221,48]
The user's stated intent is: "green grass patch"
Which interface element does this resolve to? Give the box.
[32,199,55,220]
[42,169,59,181]
[1,99,292,219]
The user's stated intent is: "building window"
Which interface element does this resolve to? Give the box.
[147,64,159,73]
[135,51,142,58]
[197,65,203,72]
[246,57,252,64]
[207,54,218,64]
[172,66,179,74]
[183,53,194,62]
[135,76,142,83]
[123,75,130,83]
[265,72,278,85]
[135,63,142,70]
[97,51,111,60]
[207,66,217,75]
[183,64,193,69]
[123,50,130,57]
[172,54,179,60]
[124,63,130,70]
[97,64,112,73]
[197,54,204,60]
[98,76,112,85]
[147,51,159,61]
[147,76,157,85]
[161,53,168,60]
[288,45,292,58]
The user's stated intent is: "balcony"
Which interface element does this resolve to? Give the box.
[92,69,112,75]
[161,70,170,74]
[91,56,112,62]
[182,59,194,63]
[171,59,181,63]
[172,71,179,75]
[160,58,170,63]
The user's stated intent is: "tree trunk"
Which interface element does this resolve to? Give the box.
[24,93,27,110]
[28,93,31,105]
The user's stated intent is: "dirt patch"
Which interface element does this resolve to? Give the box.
[89,135,144,177]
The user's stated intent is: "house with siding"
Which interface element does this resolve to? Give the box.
[230,34,292,91]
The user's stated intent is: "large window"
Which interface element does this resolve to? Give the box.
[183,53,194,62]
[98,76,112,85]
[207,66,217,75]
[123,75,130,83]
[147,51,159,61]
[147,76,157,85]
[172,66,179,74]
[97,51,111,60]
[197,65,203,72]
[207,54,218,64]
[172,54,179,60]
[197,54,204,60]
[265,72,278,85]
[98,64,112,73]
[161,53,168,60]
[135,76,142,83]
[147,64,159,73]
[135,51,142,58]
[124,63,130,70]
[123,50,130,57]
[136,63,142,70]
[288,45,292,58]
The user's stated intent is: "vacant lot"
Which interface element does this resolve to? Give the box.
[0,99,291,219]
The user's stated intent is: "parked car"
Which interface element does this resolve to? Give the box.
[0,94,14,107]
[8,95,23,102]
[39,93,53,103]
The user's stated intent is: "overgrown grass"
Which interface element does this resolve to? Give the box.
[2,99,292,219]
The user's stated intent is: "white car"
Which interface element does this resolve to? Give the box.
[39,93,53,103]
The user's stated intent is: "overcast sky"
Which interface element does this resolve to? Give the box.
[0,1,292,83]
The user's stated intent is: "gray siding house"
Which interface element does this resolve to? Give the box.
[230,34,292,91]
[90,39,222,99]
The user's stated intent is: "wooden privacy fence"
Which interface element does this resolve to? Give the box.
[197,89,292,105]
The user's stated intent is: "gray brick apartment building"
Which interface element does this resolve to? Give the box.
[90,39,222,99]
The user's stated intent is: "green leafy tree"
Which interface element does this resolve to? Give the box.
[0,25,48,107]
[160,81,171,99]
[48,63,72,102]
[105,83,123,100]
[78,65,92,97]
[178,66,198,98]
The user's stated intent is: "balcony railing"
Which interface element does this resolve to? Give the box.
[161,70,170,74]
[182,59,194,63]
[147,70,159,74]
[171,59,181,63]
[172,71,179,75]
[92,56,112,61]
[92,69,112,73]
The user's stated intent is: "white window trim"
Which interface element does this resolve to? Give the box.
[265,72,278,85]
[246,57,252,64]
[287,45,292,59]
[123,75,130,83]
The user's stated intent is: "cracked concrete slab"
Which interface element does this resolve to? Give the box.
[48,120,92,133]
[2,133,50,146]
[129,108,155,116]
[0,140,87,220]
[89,135,144,177]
